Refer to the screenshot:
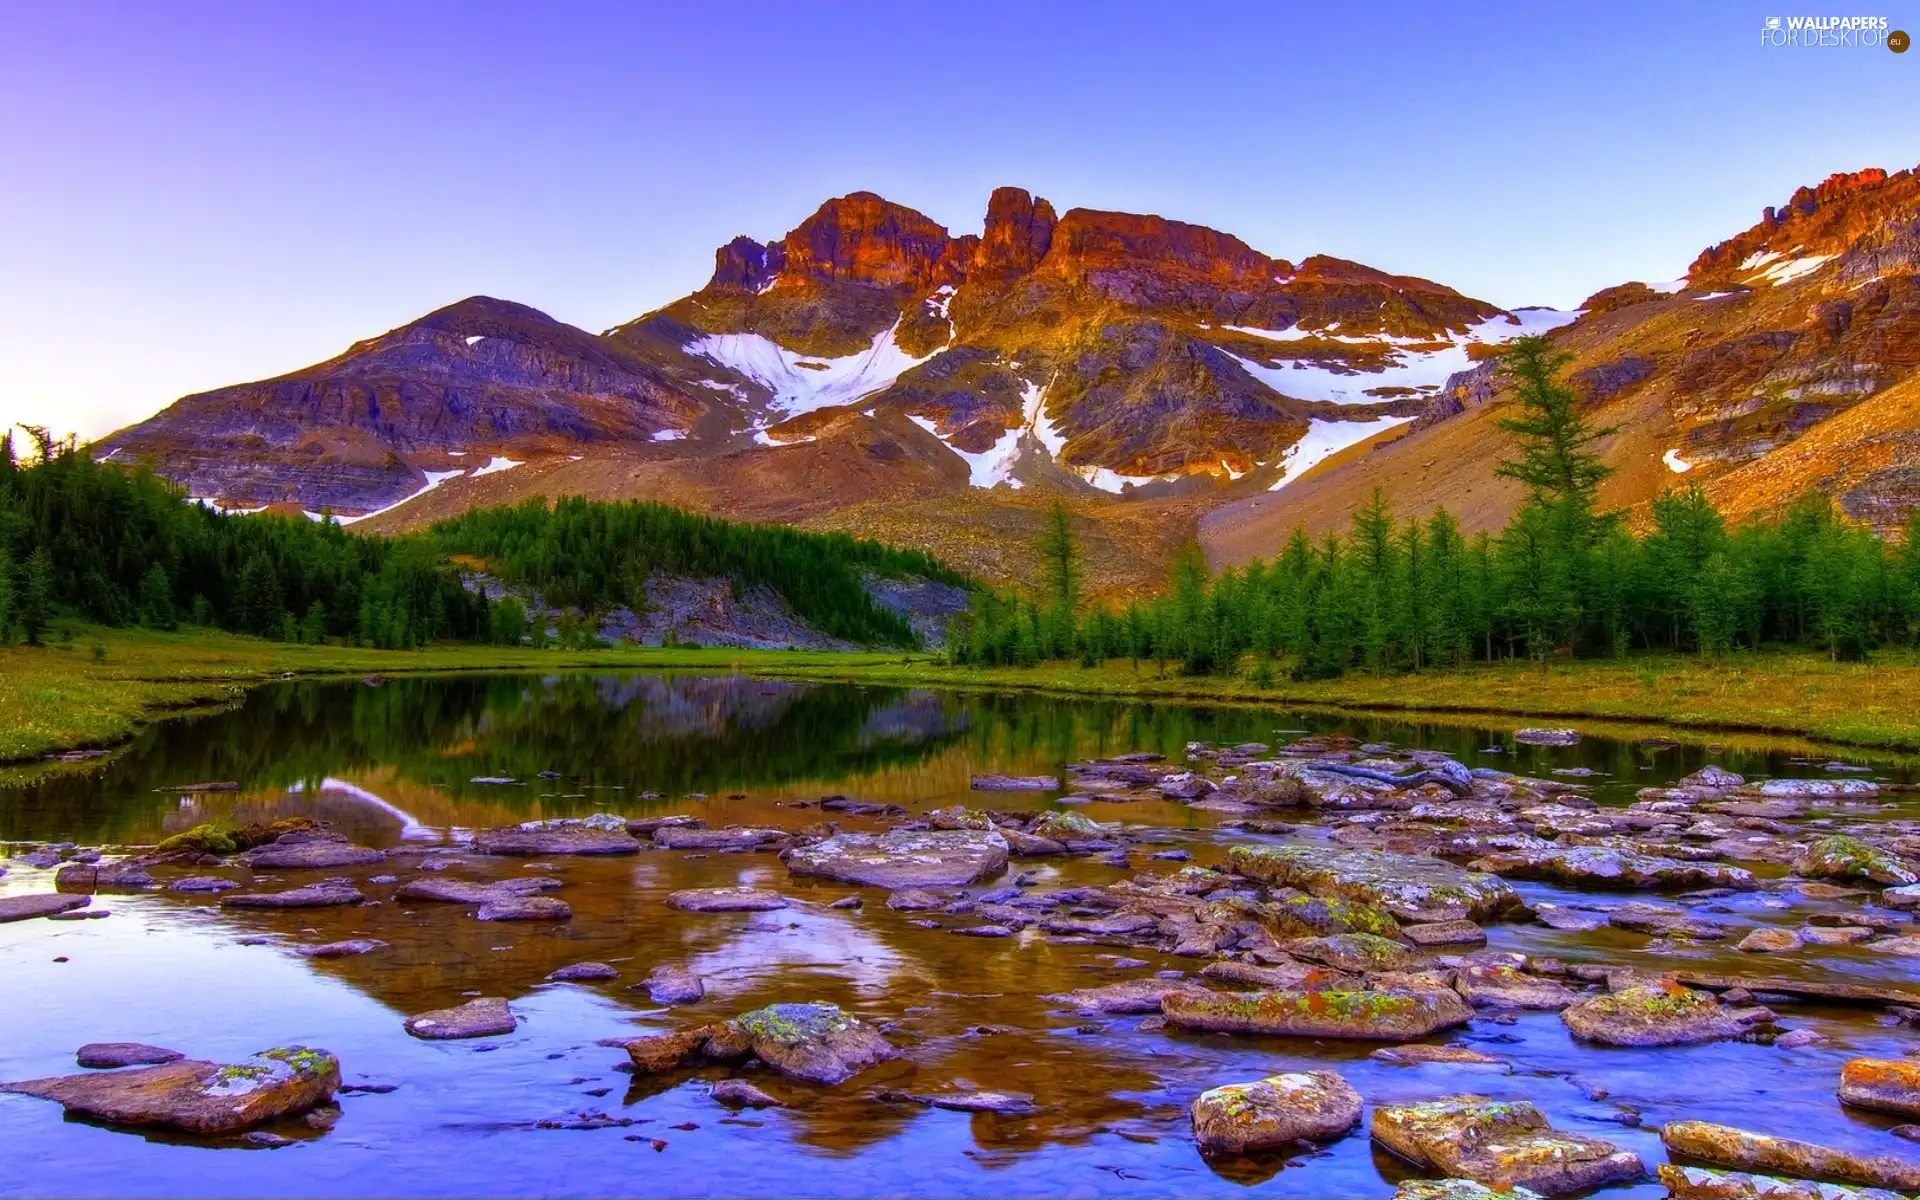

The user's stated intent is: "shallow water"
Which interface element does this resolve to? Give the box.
[2,673,1917,1198]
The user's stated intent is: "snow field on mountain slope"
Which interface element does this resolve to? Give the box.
[688,320,934,424]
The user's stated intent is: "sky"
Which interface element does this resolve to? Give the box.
[1,0,1916,440]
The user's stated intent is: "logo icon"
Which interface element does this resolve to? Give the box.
[1892,29,1911,51]
[1765,16,1781,29]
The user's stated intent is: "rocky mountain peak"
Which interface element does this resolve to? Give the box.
[971,186,1057,282]
[772,191,960,291]
[1688,162,1919,288]
[1040,208,1281,284]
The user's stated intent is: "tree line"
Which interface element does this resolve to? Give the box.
[0,431,957,650]
[951,336,1920,676]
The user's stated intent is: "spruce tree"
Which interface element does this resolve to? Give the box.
[0,544,14,644]
[20,546,53,645]
[137,563,176,630]
[1035,500,1081,659]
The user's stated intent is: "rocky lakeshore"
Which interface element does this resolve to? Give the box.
[4,680,1920,1197]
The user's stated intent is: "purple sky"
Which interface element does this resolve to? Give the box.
[2,0,1916,439]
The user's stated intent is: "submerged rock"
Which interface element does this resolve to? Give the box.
[1839,1058,1920,1119]
[1660,1120,1920,1191]
[1513,728,1581,746]
[666,887,788,913]
[0,893,90,922]
[710,1079,781,1108]
[651,827,785,852]
[782,829,1009,889]
[1045,978,1214,1015]
[1225,844,1519,923]
[471,826,638,856]
[1372,1094,1644,1195]
[1393,1183,1545,1200]
[53,861,155,892]
[169,876,239,894]
[1562,984,1743,1047]
[970,774,1059,791]
[395,877,559,905]
[240,839,385,870]
[1,1047,339,1136]
[474,895,571,921]
[75,1043,185,1069]
[1657,1164,1903,1200]
[220,885,364,909]
[1190,1070,1363,1154]
[294,939,387,958]
[728,1002,898,1085]
[403,997,516,1040]
[642,964,706,1005]
[548,961,619,982]
[1470,845,1755,891]
[1163,987,1472,1041]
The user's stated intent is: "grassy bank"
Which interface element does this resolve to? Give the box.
[6,624,1920,764]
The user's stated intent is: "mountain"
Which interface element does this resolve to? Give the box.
[96,165,1920,596]
[1202,163,1920,565]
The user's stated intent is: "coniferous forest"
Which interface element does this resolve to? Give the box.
[952,336,1920,676]
[0,431,952,650]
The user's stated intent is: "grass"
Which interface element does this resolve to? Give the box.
[8,623,1920,766]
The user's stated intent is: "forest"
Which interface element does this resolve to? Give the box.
[0,432,949,650]
[953,336,1920,678]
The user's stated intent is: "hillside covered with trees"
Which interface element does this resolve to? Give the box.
[954,337,1920,677]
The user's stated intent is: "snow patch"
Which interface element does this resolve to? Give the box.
[1752,254,1834,286]
[335,469,468,526]
[1695,291,1742,302]
[908,415,1022,489]
[1663,448,1693,473]
[470,455,522,477]
[1266,416,1414,491]
[464,335,486,347]
[1649,278,1688,294]
[650,428,687,442]
[688,321,933,422]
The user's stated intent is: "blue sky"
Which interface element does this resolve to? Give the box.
[2,0,1915,438]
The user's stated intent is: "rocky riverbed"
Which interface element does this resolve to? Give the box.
[3,675,1920,1197]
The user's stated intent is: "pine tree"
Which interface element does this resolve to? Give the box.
[1035,500,1081,659]
[302,599,328,645]
[137,563,176,630]
[1494,336,1618,504]
[20,546,53,645]
[0,544,14,644]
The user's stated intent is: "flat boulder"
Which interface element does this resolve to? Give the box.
[220,885,363,909]
[1840,1058,1920,1119]
[294,939,387,958]
[0,893,90,923]
[1190,1070,1363,1155]
[1657,1164,1903,1200]
[1793,836,1919,887]
[1562,983,1743,1047]
[475,896,571,921]
[1470,844,1755,891]
[240,840,385,870]
[1,1047,339,1136]
[403,997,516,1040]
[728,1003,898,1086]
[76,1043,184,1069]
[53,861,155,892]
[1394,1183,1545,1200]
[1373,1094,1644,1195]
[1226,844,1519,923]
[169,876,239,894]
[666,887,788,913]
[1404,920,1487,948]
[1163,988,1471,1041]
[1455,964,1577,1011]
[1661,1121,1920,1192]
[1760,778,1879,798]
[711,1079,781,1109]
[395,876,559,904]
[1045,978,1215,1015]
[548,961,619,982]
[1680,766,1747,790]
[651,827,785,852]
[782,829,1009,889]
[471,826,638,856]
[1288,932,1418,973]
[970,774,1059,791]
[1513,728,1581,746]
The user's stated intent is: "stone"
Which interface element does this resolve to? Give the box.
[651,827,785,852]
[1800,925,1872,946]
[548,961,619,982]
[395,877,559,904]
[1793,836,1918,887]
[1660,1120,1920,1191]
[1666,971,1920,1008]
[1369,1045,1507,1068]
[1657,1164,1903,1200]
[1455,964,1577,1010]
[76,1043,185,1069]
[240,841,385,869]
[403,997,516,1040]
[1607,902,1729,940]
[1737,928,1802,953]
[884,888,944,911]
[710,1079,780,1108]
[1404,920,1487,947]
[782,829,1009,889]
[220,885,363,909]
[666,887,788,913]
[169,876,239,893]
[1199,960,1325,990]
[1532,903,1607,931]
[727,1003,898,1086]
[1680,766,1746,790]
[1372,1094,1645,1195]
[1225,844,1519,923]
[1471,844,1755,890]
[1287,932,1417,973]
[471,826,638,856]
[53,861,155,892]
[1513,728,1581,746]
[1045,978,1214,1015]
[623,1028,717,1074]
[642,964,705,1005]
[970,774,1059,790]
[1760,779,1879,798]
[1026,810,1108,843]
[1562,984,1743,1047]
[1393,1183,1546,1200]
[1163,988,1472,1041]
[1839,1058,1920,1119]
[1190,1070,1363,1155]
[1867,936,1920,956]
[294,939,387,958]
[1,1047,339,1136]
[476,896,571,921]
[0,893,90,922]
